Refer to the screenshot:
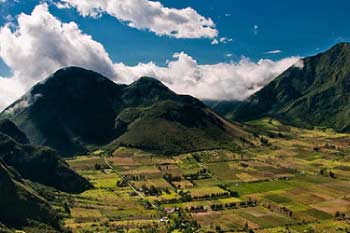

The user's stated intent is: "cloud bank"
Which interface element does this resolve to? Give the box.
[58,0,218,39]
[0,3,301,110]
[114,53,299,101]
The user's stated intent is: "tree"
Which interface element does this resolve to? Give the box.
[63,201,71,214]
[260,137,270,145]
[94,163,101,170]
[319,168,327,176]
[215,225,223,233]
[244,222,249,231]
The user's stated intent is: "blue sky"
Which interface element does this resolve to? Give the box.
[0,0,349,109]
[1,0,349,69]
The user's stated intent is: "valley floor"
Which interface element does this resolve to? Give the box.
[61,118,350,232]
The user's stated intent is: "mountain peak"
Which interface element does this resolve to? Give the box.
[53,66,103,77]
[122,76,178,106]
[129,76,169,90]
[329,42,350,51]
[138,76,162,83]
[55,66,92,73]
[34,66,114,90]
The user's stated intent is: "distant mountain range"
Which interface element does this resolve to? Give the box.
[0,67,250,156]
[222,42,350,132]
[1,43,349,157]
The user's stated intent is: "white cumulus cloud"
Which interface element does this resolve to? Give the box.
[0,3,116,87]
[0,76,24,110]
[293,59,304,69]
[0,3,301,111]
[59,0,218,39]
[113,53,300,101]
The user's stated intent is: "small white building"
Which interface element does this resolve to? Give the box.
[160,217,169,223]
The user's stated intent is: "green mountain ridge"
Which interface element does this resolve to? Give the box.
[0,159,60,231]
[0,67,250,156]
[0,121,91,231]
[0,132,92,193]
[232,42,350,131]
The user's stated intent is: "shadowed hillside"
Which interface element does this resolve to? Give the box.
[0,159,60,231]
[0,121,91,230]
[0,119,29,144]
[0,129,92,193]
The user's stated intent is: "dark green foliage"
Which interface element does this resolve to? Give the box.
[0,133,91,193]
[1,67,248,156]
[0,159,60,230]
[0,119,29,144]
[166,208,200,232]
[260,137,270,145]
[233,43,350,132]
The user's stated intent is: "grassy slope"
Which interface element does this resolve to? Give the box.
[110,100,249,155]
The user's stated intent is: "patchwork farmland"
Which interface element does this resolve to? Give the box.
[61,118,350,232]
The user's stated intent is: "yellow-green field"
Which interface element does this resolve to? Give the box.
[61,118,350,232]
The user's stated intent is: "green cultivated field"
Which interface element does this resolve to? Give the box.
[61,118,350,232]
